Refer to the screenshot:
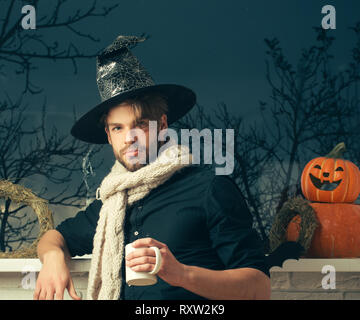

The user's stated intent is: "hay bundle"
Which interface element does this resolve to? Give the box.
[269,196,318,254]
[0,180,54,258]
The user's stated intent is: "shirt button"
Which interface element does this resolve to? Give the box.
[134,231,139,236]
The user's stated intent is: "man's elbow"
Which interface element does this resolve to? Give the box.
[232,267,271,300]
[253,269,271,300]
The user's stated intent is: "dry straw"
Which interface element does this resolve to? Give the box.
[269,196,318,254]
[0,180,54,258]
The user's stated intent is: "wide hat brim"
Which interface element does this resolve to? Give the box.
[71,84,196,144]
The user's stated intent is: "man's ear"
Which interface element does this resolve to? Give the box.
[105,126,112,145]
[160,114,168,130]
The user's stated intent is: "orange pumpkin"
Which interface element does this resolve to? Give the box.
[286,142,360,258]
[301,143,360,203]
[287,203,360,258]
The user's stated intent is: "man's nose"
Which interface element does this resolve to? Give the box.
[323,172,329,178]
[124,128,138,144]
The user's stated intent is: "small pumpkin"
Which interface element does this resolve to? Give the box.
[301,142,360,203]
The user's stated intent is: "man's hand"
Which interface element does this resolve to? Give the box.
[33,250,82,300]
[126,237,186,287]
[126,237,271,300]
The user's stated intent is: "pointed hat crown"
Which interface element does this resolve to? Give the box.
[96,35,155,102]
[71,34,196,144]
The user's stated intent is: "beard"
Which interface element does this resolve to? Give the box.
[114,140,165,172]
[117,155,144,172]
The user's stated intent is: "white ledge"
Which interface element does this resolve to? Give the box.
[1,257,360,273]
[270,258,360,272]
[0,255,91,273]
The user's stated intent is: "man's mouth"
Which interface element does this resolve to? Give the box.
[125,149,138,157]
[309,173,342,191]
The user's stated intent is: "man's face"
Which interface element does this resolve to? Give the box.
[105,103,168,172]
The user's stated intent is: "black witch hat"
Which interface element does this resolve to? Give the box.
[71,35,196,144]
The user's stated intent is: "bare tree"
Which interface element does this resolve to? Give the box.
[0,0,118,93]
[259,26,360,214]
[0,0,118,252]
[176,24,360,252]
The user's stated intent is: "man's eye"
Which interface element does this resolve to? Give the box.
[112,126,122,131]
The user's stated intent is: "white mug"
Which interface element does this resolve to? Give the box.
[125,243,162,286]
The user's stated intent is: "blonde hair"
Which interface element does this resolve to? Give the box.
[100,93,168,128]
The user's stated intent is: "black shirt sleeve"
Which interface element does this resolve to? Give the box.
[204,176,270,277]
[55,199,102,257]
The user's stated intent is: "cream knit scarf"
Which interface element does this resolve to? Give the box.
[86,144,191,300]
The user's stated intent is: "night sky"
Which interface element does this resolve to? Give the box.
[2,0,360,225]
[10,1,360,122]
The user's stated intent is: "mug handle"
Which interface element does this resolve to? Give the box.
[148,246,162,275]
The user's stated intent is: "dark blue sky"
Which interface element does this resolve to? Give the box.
[6,0,359,129]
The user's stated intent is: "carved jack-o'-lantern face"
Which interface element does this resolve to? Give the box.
[301,144,360,203]
[309,161,343,191]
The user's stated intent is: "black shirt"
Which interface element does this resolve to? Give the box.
[56,165,269,300]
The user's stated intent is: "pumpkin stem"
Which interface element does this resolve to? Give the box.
[326,142,346,158]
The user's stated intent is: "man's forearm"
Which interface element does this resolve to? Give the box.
[37,229,70,263]
[180,265,271,300]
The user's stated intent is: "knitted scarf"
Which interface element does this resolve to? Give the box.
[86,144,192,300]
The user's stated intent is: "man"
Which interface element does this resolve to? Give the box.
[34,35,271,300]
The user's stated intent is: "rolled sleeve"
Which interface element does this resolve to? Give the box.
[205,176,269,277]
[56,199,101,257]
